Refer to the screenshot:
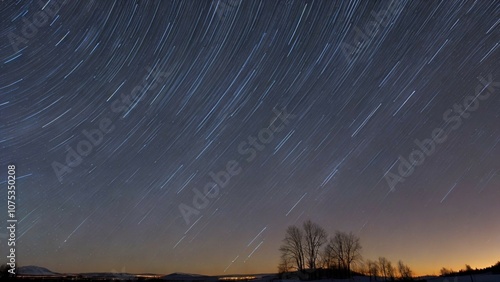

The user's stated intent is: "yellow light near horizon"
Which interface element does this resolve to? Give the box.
[219,276,257,280]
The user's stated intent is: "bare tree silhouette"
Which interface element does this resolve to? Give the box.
[303,220,327,271]
[378,257,396,281]
[279,220,367,279]
[324,231,362,277]
[397,260,413,281]
[279,225,305,272]
[278,253,293,277]
[366,259,379,281]
[440,267,454,276]
[279,219,328,279]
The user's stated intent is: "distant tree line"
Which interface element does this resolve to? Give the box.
[440,261,500,277]
[364,257,413,281]
[278,219,414,281]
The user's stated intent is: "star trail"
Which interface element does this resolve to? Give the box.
[1,0,499,276]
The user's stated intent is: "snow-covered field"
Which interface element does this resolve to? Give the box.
[272,275,500,282]
[424,274,500,282]
[17,266,500,282]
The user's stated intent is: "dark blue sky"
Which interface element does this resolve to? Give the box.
[1,0,499,275]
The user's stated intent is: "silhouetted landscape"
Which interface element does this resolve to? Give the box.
[2,220,499,281]
[2,262,500,281]
[2,0,499,281]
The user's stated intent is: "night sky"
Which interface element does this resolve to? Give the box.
[1,0,499,276]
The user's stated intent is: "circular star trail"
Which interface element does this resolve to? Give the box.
[1,0,499,276]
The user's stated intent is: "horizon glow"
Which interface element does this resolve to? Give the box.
[2,0,499,278]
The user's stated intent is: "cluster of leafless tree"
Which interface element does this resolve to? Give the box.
[278,220,361,278]
[365,257,413,281]
[278,220,413,281]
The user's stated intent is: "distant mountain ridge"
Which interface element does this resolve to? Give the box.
[18,265,59,276]
[162,272,217,280]
[13,262,500,281]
